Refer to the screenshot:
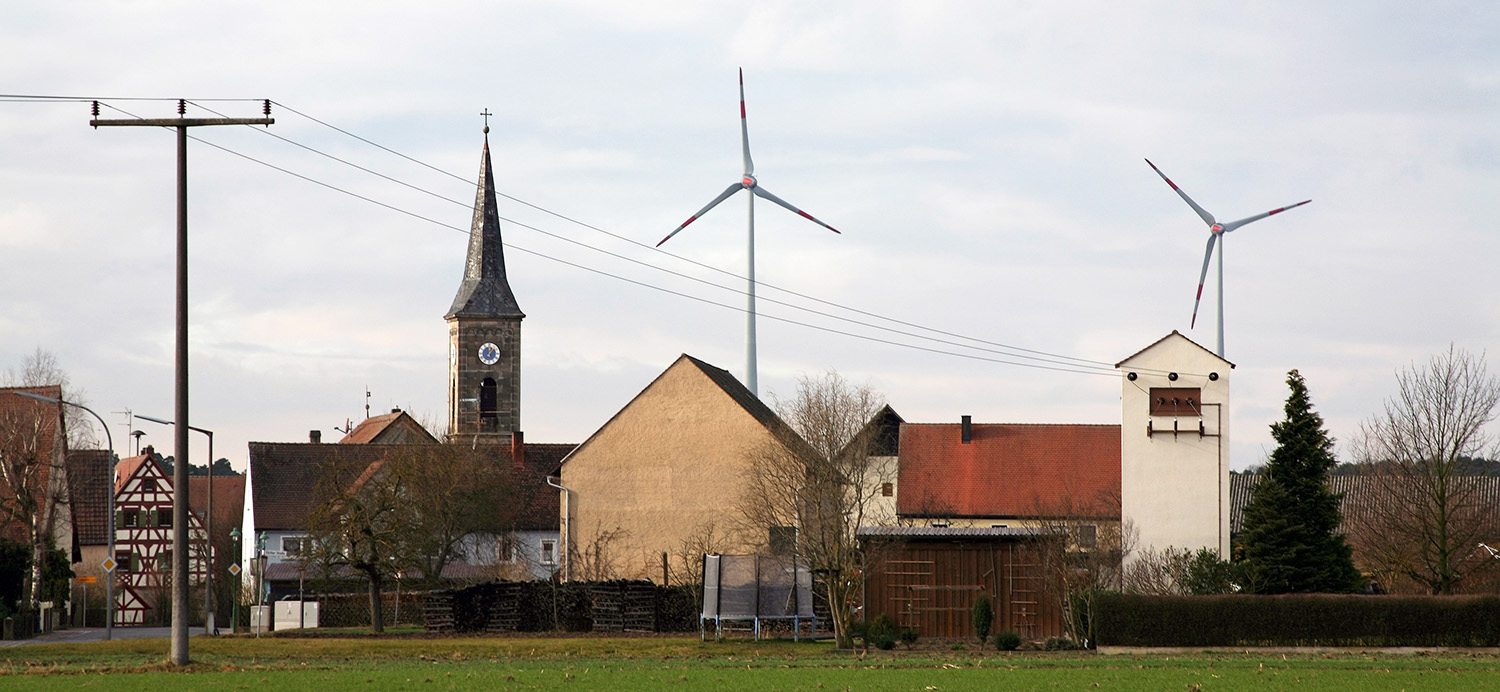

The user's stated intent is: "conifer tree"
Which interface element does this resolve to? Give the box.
[1238,370,1363,593]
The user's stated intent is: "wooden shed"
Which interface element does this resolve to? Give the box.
[859,527,1062,640]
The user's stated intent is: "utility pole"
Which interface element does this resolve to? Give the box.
[90,99,272,666]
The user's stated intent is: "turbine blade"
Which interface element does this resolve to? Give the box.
[1191,233,1219,329]
[657,183,745,246]
[1145,158,1216,227]
[751,184,841,234]
[740,68,754,177]
[1219,199,1311,232]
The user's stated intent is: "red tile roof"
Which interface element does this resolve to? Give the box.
[248,442,391,531]
[897,423,1121,520]
[188,475,245,531]
[338,411,437,445]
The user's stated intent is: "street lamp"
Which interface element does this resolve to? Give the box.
[255,531,268,636]
[13,391,115,640]
[135,414,215,635]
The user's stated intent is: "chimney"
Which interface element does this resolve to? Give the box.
[309,430,322,444]
[961,415,972,444]
[510,430,525,471]
[391,407,401,414]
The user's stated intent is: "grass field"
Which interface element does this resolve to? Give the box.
[4,634,1498,691]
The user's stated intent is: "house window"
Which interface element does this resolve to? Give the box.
[122,509,139,528]
[158,550,173,571]
[990,523,1009,529]
[540,539,557,566]
[282,536,308,556]
[1149,387,1202,417]
[115,550,131,573]
[769,526,797,555]
[930,520,950,528]
[157,508,172,527]
[1075,524,1099,549]
[142,478,157,492]
[881,482,894,497]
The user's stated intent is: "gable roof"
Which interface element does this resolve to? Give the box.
[113,451,157,495]
[66,449,112,546]
[897,422,1122,519]
[339,410,437,445]
[1114,330,1234,369]
[557,354,799,471]
[247,442,392,531]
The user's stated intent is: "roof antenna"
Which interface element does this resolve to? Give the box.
[365,387,371,420]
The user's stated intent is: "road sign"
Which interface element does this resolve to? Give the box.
[228,563,241,576]
[74,576,97,584]
[101,557,117,573]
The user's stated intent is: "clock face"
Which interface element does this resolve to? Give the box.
[477,342,500,366]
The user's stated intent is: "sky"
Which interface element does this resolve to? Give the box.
[2,2,1497,473]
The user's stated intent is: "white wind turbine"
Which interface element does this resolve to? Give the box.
[658,69,841,396]
[1145,159,1310,358]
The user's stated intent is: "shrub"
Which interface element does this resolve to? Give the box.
[866,613,900,650]
[971,593,994,643]
[899,626,919,647]
[993,631,1022,651]
[1043,636,1078,651]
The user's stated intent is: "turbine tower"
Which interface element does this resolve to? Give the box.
[1145,159,1310,358]
[659,69,841,396]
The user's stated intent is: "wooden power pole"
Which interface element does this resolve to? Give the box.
[90,99,272,666]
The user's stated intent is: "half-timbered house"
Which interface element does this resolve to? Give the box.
[112,446,207,626]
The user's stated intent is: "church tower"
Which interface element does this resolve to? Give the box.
[447,126,524,441]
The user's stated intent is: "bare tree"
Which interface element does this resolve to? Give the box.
[4,348,95,449]
[0,384,69,617]
[301,451,409,633]
[1030,489,1131,646]
[391,444,519,586]
[1350,345,1500,594]
[737,371,888,649]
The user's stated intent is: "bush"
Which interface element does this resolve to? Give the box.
[993,630,1022,651]
[1043,636,1078,651]
[1095,593,1500,647]
[866,613,900,650]
[899,626,919,647]
[971,593,994,643]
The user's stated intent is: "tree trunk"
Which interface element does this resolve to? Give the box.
[367,571,385,634]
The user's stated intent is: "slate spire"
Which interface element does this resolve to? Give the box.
[447,131,524,319]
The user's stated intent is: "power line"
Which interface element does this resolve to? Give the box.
[82,100,1185,379]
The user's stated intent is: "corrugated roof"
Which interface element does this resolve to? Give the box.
[66,449,112,546]
[1229,473,1500,534]
[897,422,1121,519]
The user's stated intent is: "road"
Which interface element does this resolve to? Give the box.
[0,626,208,647]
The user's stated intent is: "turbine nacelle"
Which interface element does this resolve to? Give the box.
[742,175,756,188]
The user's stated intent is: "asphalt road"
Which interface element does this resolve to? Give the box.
[0,626,207,647]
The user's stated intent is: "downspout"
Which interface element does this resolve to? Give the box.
[545,475,572,581]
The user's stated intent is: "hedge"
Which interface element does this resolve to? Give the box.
[1095,593,1500,647]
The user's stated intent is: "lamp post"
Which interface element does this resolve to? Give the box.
[229,526,240,633]
[136,415,215,635]
[255,531,267,636]
[13,392,115,639]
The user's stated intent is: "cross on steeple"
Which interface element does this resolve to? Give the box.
[480,108,492,134]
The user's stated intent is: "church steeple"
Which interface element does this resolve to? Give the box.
[447,124,524,439]
[447,130,524,319]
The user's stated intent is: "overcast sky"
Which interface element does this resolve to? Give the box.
[3,2,1496,472]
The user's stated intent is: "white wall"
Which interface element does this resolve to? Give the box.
[1118,333,1231,559]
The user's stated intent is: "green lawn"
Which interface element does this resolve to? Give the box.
[4,635,1497,691]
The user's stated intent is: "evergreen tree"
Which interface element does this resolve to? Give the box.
[1239,370,1363,593]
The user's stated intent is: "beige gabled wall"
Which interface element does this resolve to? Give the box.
[558,357,778,582]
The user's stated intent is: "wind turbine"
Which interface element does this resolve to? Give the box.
[1145,159,1310,358]
[658,69,841,396]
